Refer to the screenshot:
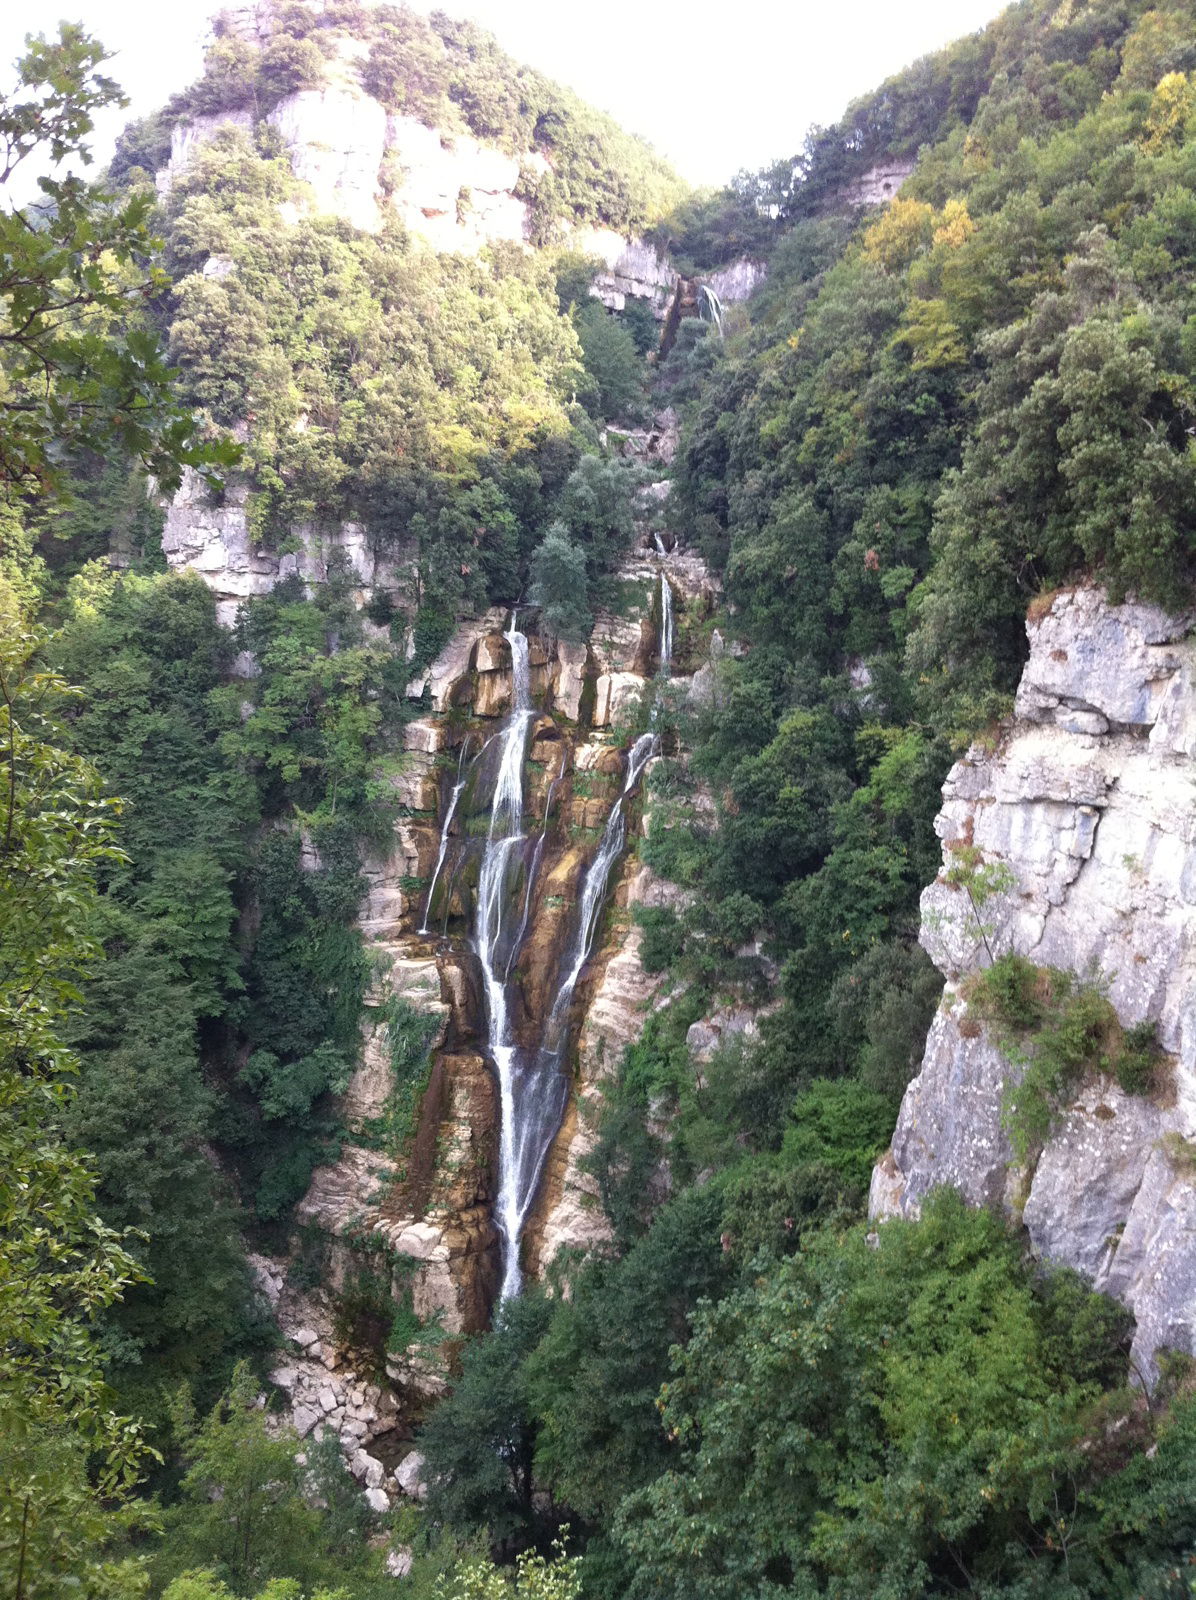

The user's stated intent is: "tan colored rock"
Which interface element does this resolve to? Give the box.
[552,640,589,721]
[408,609,506,710]
[592,671,646,728]
[474,668,512,719]
[591,608,650,676]
[529,864,683,1276]
[384,749,439,811]
[474,631,509,673]
[404,718,457,756]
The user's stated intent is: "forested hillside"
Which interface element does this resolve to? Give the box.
[5,0,1196,1596]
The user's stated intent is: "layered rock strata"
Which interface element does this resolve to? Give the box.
[871,588,1196,1379]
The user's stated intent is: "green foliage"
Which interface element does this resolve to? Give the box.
[526,1186,728,1524]
[162,1575,345,1600]
[660,0,1196,1121]
[825,937,943,1102]
[438,1541,581,1600]
[0,27,237,498]
[421,1294,555,1546]
[528,524,592,642]
[613,1190,1135,1600]
[968,956,1165,1161]
[0,611,155,1596]
[573,302,646,421]
[161,1367,315,1590]
[157,1365,389,1594]
[780,1078,894,1190]
[0,1421,154,1600]
[160,127,586,606]
[553,455,639,590]
[11,5,1196,1596]
[360,997,440,1165]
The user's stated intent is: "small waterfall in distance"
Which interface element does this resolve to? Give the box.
[659,573,674,675]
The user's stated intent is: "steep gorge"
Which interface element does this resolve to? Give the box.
[208,512,716,1488]
[146,0,1196,1493]
[19,0,1196,1587]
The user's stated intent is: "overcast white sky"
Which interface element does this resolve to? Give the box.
[3,0,1007,190]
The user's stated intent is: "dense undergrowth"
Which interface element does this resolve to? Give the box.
[7,0,1196,1595]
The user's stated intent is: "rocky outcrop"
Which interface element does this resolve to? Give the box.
[608,408,681,467]
[385,115,535,254]
[839,159,916,209]
[156,76,669,280]
[705,258,768,304]
[871,588,1196,1380]
[582,231,676,318]
[271,86,388,232]
[162,468,409,626]
[248,534,716,1475]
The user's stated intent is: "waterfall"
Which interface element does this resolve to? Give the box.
[697,283,725,337]
[471,620,537,1300]
[495,729,659,1301]
[419,740,470,935]
[548,732,659,1034]
[659,575,674,674]
[432,609,662,1302]
[652,529,666,556]
[507,777,557,983]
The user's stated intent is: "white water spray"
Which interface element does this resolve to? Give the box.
[659,574,674,674]
[471,620,542,1301]
[550,732,659,1031]
[419,741,471,935]
[436,595,669,1301]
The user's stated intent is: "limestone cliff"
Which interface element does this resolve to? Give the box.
[871,588,1196,1379]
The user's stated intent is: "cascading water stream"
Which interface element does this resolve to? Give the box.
[438,596,669,1301]
[507,776,557,984]
[419,739,471,935]
[548,732,659,1035]
[659,574,674,675]
[469,619,540,1302]
[495,729,660,1301]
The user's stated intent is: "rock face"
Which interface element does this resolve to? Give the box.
[157,76,668,274]
[582,231,676,317]
[254,541,713,1468]
[839,159,916,209]
[871,588,1196,1379]
[705,257,768,304]
[271,86,388,232]
[161,468,408,626]
[386,115,534,254]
